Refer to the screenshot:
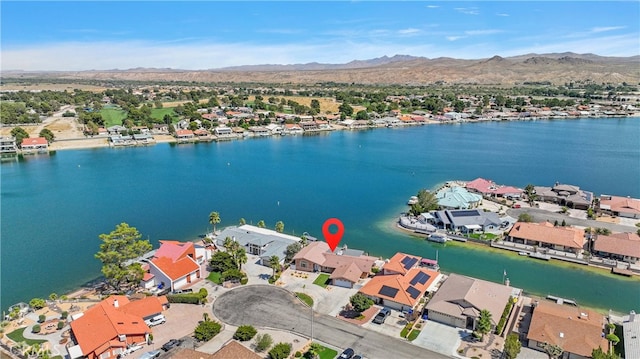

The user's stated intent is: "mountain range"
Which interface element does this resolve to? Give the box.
[4,53,639,85]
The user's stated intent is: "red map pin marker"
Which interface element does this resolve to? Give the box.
[322,218,344,252]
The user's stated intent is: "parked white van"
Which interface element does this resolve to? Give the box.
[144,314,166,327]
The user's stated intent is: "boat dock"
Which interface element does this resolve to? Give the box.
[546,295,577,306]
[528,252,551,261]
[611,267,634,277]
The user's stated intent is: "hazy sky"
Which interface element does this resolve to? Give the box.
[2,1,639,71]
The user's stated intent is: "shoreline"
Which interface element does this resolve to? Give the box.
[2,115,637,153]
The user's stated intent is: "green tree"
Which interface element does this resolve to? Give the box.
[285,242,303,263]
[236,247,247,270]
[255,333,273,352]
[306,343,323,359]
[39,128,55,143]
[349,293,373,312]
[268,342,292,359]
[94,223,152,290]
[29,298,46,310]
[476,309,493,340]
[221,268,244,281]
[257,220,266,228]
[10,126,29,146]
[542,343,564,359]
[524,184,538,206]
[605,333,620,346]
[518,213,533,223]
[194,320,222,342]
[592,347,620,359]
[239,218,246,225]
[269,255,281,278]
[233,325,257,341]
[504,333,521,359]
[275,220,284,233]
[48,293,58,301]
[409,189,439,216]
[209,251,236,273]
[209,211,221,233]
[339,102,354,117]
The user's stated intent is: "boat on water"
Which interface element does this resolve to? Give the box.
[427,233,449,243]
[518,251,528,256]
[407,196,418,205]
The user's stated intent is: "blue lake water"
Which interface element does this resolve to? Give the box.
[1,118,639,313]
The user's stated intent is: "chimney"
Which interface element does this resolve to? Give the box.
[630,310,636,322]
[113,299,119,308]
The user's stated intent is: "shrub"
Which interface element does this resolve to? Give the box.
[194,320,222,342]
[61,311,69,320]
[38,315,46,323]
[255,333,273,352]
[57,321,64,330]
[29,298,46,310]
[349,293,373,312]
[240,277,248,285]
[294,351,302,358]
[233,325,257,342]
[198,288,208,299]
[495,297,514,335]
[268,275,280,284]
[167,293,202,304]
[222,268,244,281]
[371,267,380,274]
[32,324,41,333]
[268,342,292,359]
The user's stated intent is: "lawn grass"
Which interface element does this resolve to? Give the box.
[408,329,421,341]
[295,292,314,307]
[150,108,178,121]
[100,107,127,127]
[468,233,497,240]
[312,274,330,288]
[306,343,338,359]
[207,271,222,285]
[6,327,47,346]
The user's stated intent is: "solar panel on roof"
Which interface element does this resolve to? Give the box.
[450,210,480,217]
[410,271,431,286]
[401,256,410,265]
[378,285,399,298]
[403,257,418,270]
[407,286,421,299]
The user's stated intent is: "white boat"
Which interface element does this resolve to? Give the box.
[427,234,449,243]
[518,251,528,256]
[407,196,418,205]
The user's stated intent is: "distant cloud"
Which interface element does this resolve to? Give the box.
[591,26,625,33]
[454,7,479,15]
[257,28,304,35]
[496,13,509,17]
[426,5,439,8]
[398,28,421,35]
[446,36,465,41]
[465,29,503,36]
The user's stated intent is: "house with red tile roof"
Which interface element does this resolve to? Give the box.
[599,195,640,219]
[382,253,421,276]
[507,222,585,254]
[526,301,607,358]
[68,295,167,359]
[292,241,378,288]
[20,137,49,152]
[359,267,441,312]
[147,240,201,291]
[465,178,523,199]
[593,232,640,263]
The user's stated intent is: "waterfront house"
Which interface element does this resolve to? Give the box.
[107,125,127,135]
[533,183,592,210]
[249,126,270,137]
[598,195,640,219]
[300,121,319,131]
[507,222,585,254]
[593,232,640,263]
[133,133,155,145]
[0,136,18,153]
[359,267,441,312]
[292,241,378,288]
[20,137,49,152]
[146,240,202,292]
[175,129,195,142]
[68,295,168,359]
[382,252,422,276]
[424,273,520,330]
[284,123,303,135]
[213,126,233,137]
[265,124,283,135]
[193,129,211,141]
[623,311,640,359]
[216,225,301,266]
[428,209,502,233]
[465,178,523,199]
[526,301,607,359]
[436,186,482,209]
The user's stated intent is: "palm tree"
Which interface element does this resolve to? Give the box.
[239,217,246,225]
[307,343,323,359]
[275,221,284,233]
[257,220,266,228]
[524,184,537,206]
[269,255,280,278]
[236,247,247,270]
[209,211,221,233]
[476,309,492,341]
[223,236,234,252]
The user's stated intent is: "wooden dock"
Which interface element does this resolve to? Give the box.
[611,267,634,277]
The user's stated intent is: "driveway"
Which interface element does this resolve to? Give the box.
[212,285,449,359]
[413,320,469,358]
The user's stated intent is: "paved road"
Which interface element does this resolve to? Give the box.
[506,208,636,233]
[212,285,449,359]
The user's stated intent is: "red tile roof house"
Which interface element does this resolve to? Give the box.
[599,195,640,219]
[526,301,608,358]
[145,240,202,292]
[292,241,378,288]
[593,232,640,264]
[359,266,441,312]
[507,221,585,255]
[68,295,168,359]
[465,177,523,199]
[20,137,49,153]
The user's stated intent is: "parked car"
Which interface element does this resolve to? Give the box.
[138,350,161,359]
[172,288,193,294]
[145,314,166,327]
[372,307,391,324]
[353,355,363,359]
[162,339,183,352]
[338,348,355,359]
